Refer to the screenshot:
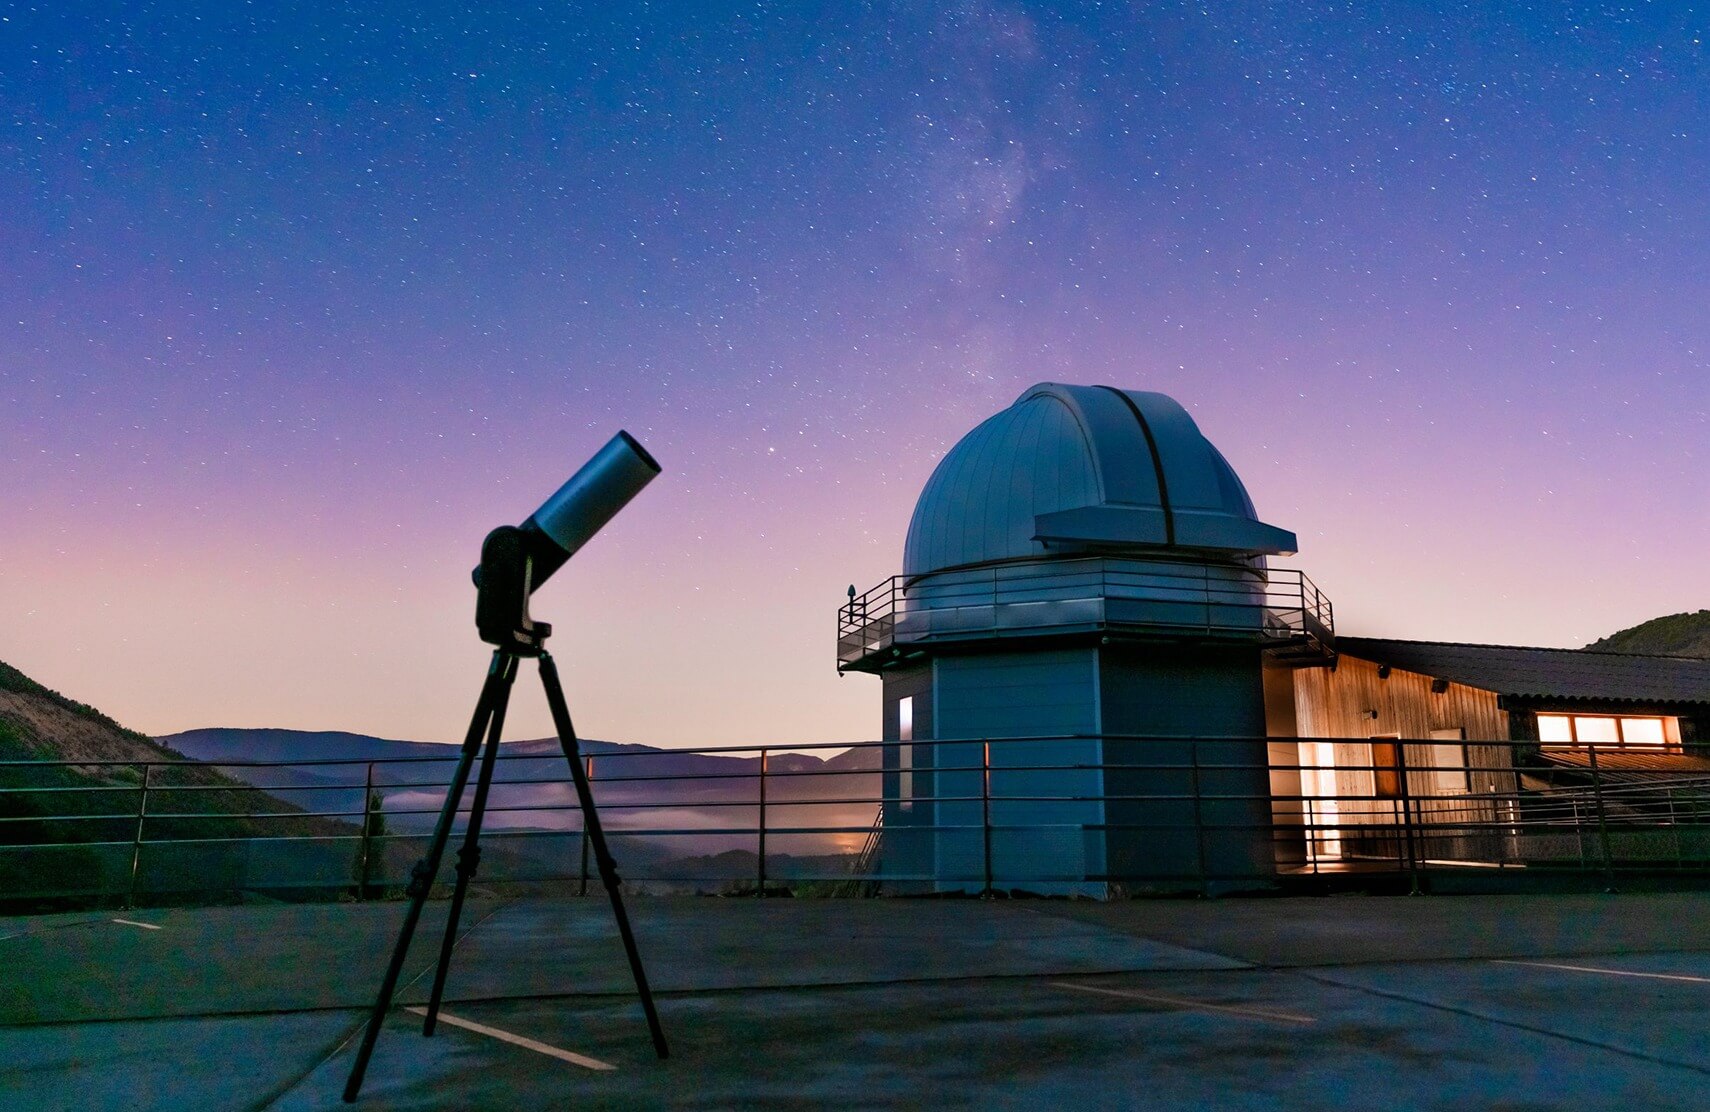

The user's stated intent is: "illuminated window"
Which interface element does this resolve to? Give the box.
[1536,713,1677,749]
[1622,717,1666,746]
[897,697,914,811]
[1574,717,1619,745]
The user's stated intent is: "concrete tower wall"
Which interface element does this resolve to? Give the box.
[1099,643,1272,888]
[933,650,1106,893]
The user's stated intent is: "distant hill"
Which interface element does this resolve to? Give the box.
[0,661,356,909]
[159,728,880,808]
[158,727,882,872]
[1588,610,1710,658]
[161,727,879,774]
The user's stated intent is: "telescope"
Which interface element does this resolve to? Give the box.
[345,429,670,1102]
[474,430,661,652]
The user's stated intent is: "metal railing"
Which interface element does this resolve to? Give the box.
[838,558,1334,671]
[5,737,1710,907]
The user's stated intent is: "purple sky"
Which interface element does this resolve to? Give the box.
[2,3,1705,746]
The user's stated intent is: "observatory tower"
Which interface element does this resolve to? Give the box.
[838,383,1334,894]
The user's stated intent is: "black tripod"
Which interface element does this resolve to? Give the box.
[342,635,669,1102]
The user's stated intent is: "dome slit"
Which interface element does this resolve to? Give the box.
[1095,385,1174,545]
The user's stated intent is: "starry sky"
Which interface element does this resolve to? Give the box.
[2,2,1706,747]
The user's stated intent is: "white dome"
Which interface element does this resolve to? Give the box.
[902,383,1295,578]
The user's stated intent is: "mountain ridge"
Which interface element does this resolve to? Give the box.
[1586,610,1710,659]
[159,726,878,774]
[0,660,356,909]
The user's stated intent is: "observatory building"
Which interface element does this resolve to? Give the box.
[838,383,1710,894]
[837,383,1334,894]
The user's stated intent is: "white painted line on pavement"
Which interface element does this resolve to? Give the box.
[1050,981,1316,1025]
[402,1006,617,1071]
[111,918,162,931]
[1495,959,1710,985]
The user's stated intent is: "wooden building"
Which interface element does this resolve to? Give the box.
[1272,639,1710,869]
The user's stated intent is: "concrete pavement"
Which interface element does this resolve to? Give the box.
[6,893,1710,1109]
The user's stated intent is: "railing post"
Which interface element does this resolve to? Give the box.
[579,756,593,897]
[1573,796,1587,871]
[1587,745,1617,891]
[126,764,151,910]
[1394,743,1422,895]
[981,741,994,898]
[1189,743,1208,894]
[1392,798,1407,874]
[1669,786,1683,872]
[1305,796,1319,874]
[357,761,375,900]
[756,749,768,897]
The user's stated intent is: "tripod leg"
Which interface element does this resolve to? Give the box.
[538,651,670,1060]
[343,651,510,1103]
[422,655,517,1035]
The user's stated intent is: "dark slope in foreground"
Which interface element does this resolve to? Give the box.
[0,661,354,908]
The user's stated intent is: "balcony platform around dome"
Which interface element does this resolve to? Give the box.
[837,557,1335,674]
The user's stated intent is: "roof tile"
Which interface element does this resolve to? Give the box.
[1335,637,1710,706]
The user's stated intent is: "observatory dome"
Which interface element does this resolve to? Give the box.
[903,383,1296,578]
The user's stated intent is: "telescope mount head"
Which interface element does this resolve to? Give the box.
[474,524,553,654]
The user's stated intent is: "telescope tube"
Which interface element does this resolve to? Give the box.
[530,429,659,560]
[473,430,661,592]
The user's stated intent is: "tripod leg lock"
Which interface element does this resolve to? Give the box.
[454,844,482,879]
[590,843,623,881]
[596,856,625,890]
[405,858,436,899]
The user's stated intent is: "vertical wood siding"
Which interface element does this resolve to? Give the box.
[1291,654,1514,834]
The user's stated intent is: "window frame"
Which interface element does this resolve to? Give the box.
[1428,727,1471,794]
[1535,712,1679,751]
